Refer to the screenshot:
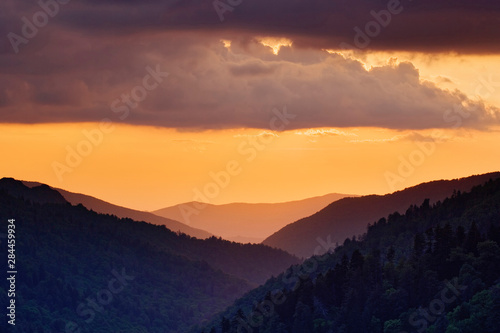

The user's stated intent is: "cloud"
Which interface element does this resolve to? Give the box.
[404,132,444,143]
[2,0,499,54]
[348,135,408,144]
[295,129,358,137]
[229,61,278,76]
[234,131,279,138]
[348,131,459,144]
[1,2,499,131]
[434,76,454,85]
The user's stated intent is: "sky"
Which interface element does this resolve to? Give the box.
[1,0,500,211]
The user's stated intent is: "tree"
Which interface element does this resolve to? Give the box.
[221,317,230,332]
[350,249,365,271]
[413,233,425,258]
[383,319,402,333]
[465,221,482,254]
[292,301,313,333]
[387,246,395,263]
[477,241,500,285]
[456,226,466,247]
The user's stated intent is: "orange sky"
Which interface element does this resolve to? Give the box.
[3,121,500,211]
[2,51,500,211]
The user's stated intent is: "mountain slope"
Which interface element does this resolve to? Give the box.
[0,179,300,332]
[153,193,356,243]
[200,177,500,333]
[263,172,500,258]
[0,186,248,333]
[20,180,212,239]
[0,177,67,205]
[4,178,300,286]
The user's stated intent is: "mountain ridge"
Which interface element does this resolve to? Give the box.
[199,175,500,333]
[0,177,68,205]
[3,177,300,285]
[19,179,212,239]
[0,178,302,332]
[153,193,357,242]
[0,183,250,332]
[263,172,500,258]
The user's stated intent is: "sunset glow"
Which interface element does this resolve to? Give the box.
[257,37,293,55]
[3,121,500,211]
[1,0,499,213]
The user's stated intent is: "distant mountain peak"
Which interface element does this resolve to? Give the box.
[0,177,67,205]
[152,193,357,242]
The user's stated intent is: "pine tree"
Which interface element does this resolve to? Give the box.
[387,246,395,263]
[413,233,425,258]
[465,221,482,254]
[350,249,365,271]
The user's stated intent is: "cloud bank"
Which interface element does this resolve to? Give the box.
[3,0,499,53]
[0,0,499,130]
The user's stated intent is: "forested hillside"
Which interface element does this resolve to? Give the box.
[263,172,500,258]
[200,177,500,333]
[21,180,213,239]
[0,179,299,333]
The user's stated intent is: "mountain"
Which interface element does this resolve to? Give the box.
[200,177,500,333]
[0,179,300,332]
[4,178,299,286]
[152,193,356,243]
[263,172,500,258]
[20,180,212,239]
[0,177,67,205]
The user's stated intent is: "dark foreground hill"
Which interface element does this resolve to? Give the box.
[263,172,500,258]
[200,177,500,333]
[0,178,300,286]
[0,179,299,333]
[20,179,212,239]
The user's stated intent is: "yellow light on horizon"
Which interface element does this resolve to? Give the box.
[2,122,500,212]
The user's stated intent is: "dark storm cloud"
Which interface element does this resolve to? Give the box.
[2,0,500,53]
[0,0,499,130]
